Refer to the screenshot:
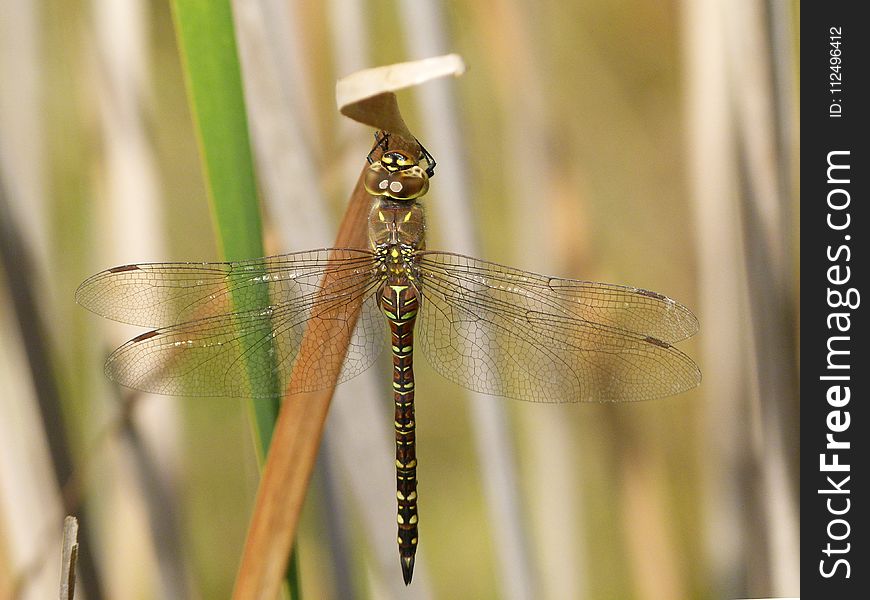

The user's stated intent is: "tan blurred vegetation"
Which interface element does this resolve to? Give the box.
[0,1,798,599]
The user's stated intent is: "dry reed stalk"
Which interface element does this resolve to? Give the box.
[231,127,421,600]
[59,516,79,600]
[234,55,464,598]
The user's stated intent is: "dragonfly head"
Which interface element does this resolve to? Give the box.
[364,132,435,201]
[365,152,430,200]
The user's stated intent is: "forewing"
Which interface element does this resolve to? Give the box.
[76,249,377,328]
[419,252,698,343]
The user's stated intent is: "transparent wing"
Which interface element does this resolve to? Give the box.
[417,252,701,403]
[76,249,377,327]
[80,249,387,397]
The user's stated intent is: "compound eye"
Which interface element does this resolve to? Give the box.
[364,162,391,196]
[386,167,429,199]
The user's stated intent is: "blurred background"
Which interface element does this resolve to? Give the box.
[0,1,799,599]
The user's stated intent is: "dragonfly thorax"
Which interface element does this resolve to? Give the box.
[374,243,419,280]
[369,197,426,251]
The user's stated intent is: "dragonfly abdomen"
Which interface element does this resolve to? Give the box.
[379,280,420,585]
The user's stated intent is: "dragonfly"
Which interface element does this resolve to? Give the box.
[76,132,700,585]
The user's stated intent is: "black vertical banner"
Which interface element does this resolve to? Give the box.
[802,4,867,598]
